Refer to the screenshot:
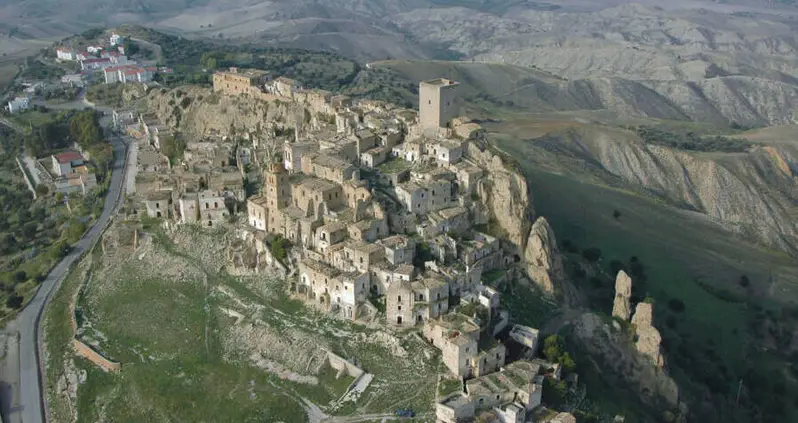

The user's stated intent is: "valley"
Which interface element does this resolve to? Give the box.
[1,1,797,423]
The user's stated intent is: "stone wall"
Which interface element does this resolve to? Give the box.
[72,339,121,372]
[326,350,364,379]
[68,274,121,372]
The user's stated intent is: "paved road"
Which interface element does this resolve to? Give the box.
[0,106,130,423]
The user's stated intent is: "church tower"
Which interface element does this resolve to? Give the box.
[263,162,290,209]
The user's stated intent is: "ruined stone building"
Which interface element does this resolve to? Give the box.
[436,360,543,423]
[212,68,269,96]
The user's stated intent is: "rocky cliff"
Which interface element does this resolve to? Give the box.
[146,86,309,141]
[631,302,665,368]
[573,313,682,413]
[523,217,564,294]
[530,126,798,255]
[468,142,535,251]
[612,270,633,321]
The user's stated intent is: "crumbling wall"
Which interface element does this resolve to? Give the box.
[326,350,364,379]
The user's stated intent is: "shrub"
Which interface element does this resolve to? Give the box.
[668,298,686,313]
[35,184,49,196]
[6,294,23,309]
[582,247,602,263]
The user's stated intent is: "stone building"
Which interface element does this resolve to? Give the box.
[247,195,269,231]
[212,68,269,96]
[197,190,229,227]
[394,179,452,216]
[423,314,480,376]
[419,78,459,130]
[144,190,173,218]
[436,361,544,423]
[379,235,416,265]
[300,153,359,184]
[431,140,465,165]
[283,141,319,172]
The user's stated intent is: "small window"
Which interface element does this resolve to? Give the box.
[398,305,402,311]
[397,295,401,302]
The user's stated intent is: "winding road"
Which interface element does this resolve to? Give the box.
[0,97,130,423]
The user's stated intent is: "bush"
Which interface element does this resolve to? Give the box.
[6,294,23,309]
[269,236,289,261]
[13,271,27,283]
[35,184,49,197]
[668,298,686,313]
[582,247,602,263]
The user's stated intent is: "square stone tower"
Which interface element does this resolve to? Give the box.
[419,78,460,130]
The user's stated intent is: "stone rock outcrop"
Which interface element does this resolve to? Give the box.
[573,313,680,409]
[631,302,653,328]
[612,270,633,320]
[524,217,565,293]
[467,142,535,251]
[147,86,309,141]
[632,302,665,368]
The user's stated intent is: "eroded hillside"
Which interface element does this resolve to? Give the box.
[490,120,798,256]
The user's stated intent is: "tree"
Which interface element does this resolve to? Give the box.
[49,240,70,260]
[21,222,38,242]
[35,183,49,197]
[543,335,565,362]
[560,352,576,373]
[63,220,87,244]
[542,378,567,407]
[13,271,27,283]
[6,294,23,309]
[69,110,104,148]
[582,247,602,263]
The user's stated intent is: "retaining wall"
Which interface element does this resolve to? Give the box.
[71,339,121,372]
[326,350,364,379]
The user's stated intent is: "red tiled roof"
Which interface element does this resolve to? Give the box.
[54,151,83,164]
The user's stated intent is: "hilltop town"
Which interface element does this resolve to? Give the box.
[98,65,586,422]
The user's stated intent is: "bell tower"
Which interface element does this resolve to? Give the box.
[263,162,290,209]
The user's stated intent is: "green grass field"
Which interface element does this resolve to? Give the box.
[46,224,441,422]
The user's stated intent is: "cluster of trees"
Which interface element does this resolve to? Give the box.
[23,109,105,157]
[636,126,755,153]
[540,335,576,408]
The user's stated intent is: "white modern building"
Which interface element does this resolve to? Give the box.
[110,33,125,46]
[104,65,155,84]
[7,97,30,114]
[56,48,76,61]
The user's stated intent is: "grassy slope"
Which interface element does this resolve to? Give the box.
[46,225,441,422]
[495,134,798,420]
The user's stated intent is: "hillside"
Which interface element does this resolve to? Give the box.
[490,122,798,255]
[374,60,798,126]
